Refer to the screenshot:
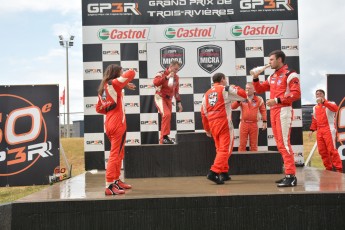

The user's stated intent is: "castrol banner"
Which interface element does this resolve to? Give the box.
[83,21,298,43]
[0,85,59,186]
[226,20,298,40]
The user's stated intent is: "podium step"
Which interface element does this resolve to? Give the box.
[124,132,283,178]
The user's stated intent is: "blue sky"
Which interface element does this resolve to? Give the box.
[0,1,345,122]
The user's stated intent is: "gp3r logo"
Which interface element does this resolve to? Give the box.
[87,3,141,15]
[0,94,53,176]
[239,0,294,10]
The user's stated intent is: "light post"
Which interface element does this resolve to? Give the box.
[58,35,74,138]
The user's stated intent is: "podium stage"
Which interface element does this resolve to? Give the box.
[1,167,345,230]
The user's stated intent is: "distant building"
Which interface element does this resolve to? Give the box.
[60,120,84,137]
[302,104,315,131]
[73,120,84,137]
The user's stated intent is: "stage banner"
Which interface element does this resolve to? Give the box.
[82,20,298,44]
[82,0,298,26]
[147,41,235,78]
[327,74,345,165]
[0,85,60,186]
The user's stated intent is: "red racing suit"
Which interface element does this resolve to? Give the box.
[96,70,136,183]
[253,64,301,175]
[310,100,343,172]
[153,68,181,143]
[231,95,267,151]
[201,83,247,174]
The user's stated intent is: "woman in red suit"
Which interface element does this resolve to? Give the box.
[96,64,136,195]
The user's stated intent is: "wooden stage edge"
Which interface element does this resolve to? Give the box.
[1,167,345,230]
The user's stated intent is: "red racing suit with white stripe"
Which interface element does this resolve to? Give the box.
[231,95,267,151]
[153,68,181,143]
[310,100,342,172]
[96,70,136,183]
[253,64,301,175]
[201,83,247,174]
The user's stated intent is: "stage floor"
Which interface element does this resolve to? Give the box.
[18,167,345,202]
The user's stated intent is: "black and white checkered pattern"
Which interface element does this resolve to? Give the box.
[83,39,304,169]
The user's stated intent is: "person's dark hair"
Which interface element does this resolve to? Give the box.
[269,50,286,63]
[315,89,325,95]
[169,60,181,67]
[212,73,225,83]
[98,64,122,95]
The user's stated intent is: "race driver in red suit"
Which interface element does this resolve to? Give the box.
[252,50,301,187]
[309,89,343,172]
[201,73,247,184]
[153,60,183,144]
[96,64,136,195]
[231,82,267,151]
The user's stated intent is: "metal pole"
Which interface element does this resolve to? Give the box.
[66,42,70,138]
[305,142,318,167]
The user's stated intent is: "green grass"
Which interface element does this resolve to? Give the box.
[0,134,324,204]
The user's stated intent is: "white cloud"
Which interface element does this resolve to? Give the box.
[0,0,81,14]
[298,0,345,104]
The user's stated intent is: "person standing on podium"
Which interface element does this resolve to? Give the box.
[309,89,343,173]
[231,82,267,152]
[252,50,301,187]
[153,60,183,144]
[201,73,247,184]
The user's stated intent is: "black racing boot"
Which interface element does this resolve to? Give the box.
[220,172,231,181]
[207,170,224,184]
[162,136,174,144]
[275,177,285,183]
[277,174,297,187]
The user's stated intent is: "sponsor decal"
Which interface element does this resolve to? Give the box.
[0,94,54,176]
[194,101,202,105]
[246,46,263,51]
[282,45,298,50]
[179,83,193,88]
[293,115,302,120]
[125,102,140,107]
[239,0,294,11]
[122,68,138,72]
[49,166,68,184]
[86,104,96,109]
[268,134,274,139]
[98,28,149,41]
[87,2,141,16]
[197,45,222,74]
[231,24,282,38]
[208,92,218,106]
[85,69,102,74]
[126,139,140,144]
[86,140,104,145]
[236,64,245,70]
[177,119,194,124]
[140,84,155,89]
[160,46,185,70]
[141,120,158,125]
[103,50,119,55]
[164,26,215,40]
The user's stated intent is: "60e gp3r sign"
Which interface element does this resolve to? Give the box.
[0,85,59,186]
